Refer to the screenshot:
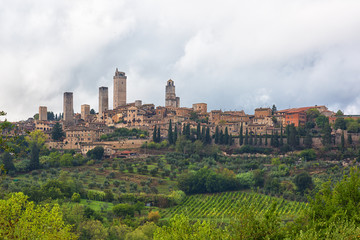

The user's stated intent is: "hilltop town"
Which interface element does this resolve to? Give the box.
[7,68,357,157]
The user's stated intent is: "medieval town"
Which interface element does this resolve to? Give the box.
[9,67,354,158]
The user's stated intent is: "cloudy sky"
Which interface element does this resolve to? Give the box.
[1,0,360,121]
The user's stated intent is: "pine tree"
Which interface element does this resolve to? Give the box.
[51,122,64,141]
[239,122,244,146]
[153,125,157,142]
[168,120,173,144]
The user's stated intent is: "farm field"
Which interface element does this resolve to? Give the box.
[161,191,307,221]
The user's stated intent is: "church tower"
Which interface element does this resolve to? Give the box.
[113,68,127,109]
[165,79,180,108]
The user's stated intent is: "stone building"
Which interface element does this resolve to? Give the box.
[193,103,207,114]
[81,104,90,121]
[63,92,74,125]
[39,106,47,121]
[165,79,180,108]
[99,86,109,116]
[113,68,127,109]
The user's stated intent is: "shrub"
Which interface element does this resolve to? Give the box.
[148,211,161,223]
[71,192,81,203]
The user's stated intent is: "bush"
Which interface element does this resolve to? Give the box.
[148,211,161,223]
[113,203,135,218]
[87,190,106,201]
[71,192,81,203]
[299,149,317,161]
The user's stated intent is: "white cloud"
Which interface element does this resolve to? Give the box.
[1,0,360,120]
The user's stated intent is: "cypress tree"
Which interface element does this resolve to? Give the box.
[173,124,178,144]
[259,134,262,146]
[29,143,40,170]
[239,122,244,146]
[185,124,191,140]
[245,128,249,145]
[249,133,253,145]
[201,126,206,143]
[168,120,173,144]
[270,130,274,147]
[265,133,268,146]
[157,127,161,143]
[153,125,157,142]
[341,131,345,151]
[224,127,229,145]
[197,123,201,140]
[229,134,233,146]
[220,130,224,145]
[348,133,353,146]
[254,133,258,145]
[273,131,279,147]
[304,130,313,149]
[215,126,219,144]
[280,125,284,146]
[206,127,211,144]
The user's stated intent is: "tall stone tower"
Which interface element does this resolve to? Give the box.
[39,106,47,121]
[81,104,90,120]
[63,92,74,125]
[99,86,108,115]
[165,79,180,108]
[113,68,127,109]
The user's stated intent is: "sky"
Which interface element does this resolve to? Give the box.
[1,0,360,121]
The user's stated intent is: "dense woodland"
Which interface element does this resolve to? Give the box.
[2,109,360,239]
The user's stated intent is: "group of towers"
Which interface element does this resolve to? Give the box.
[62,68,127,125]
[60,68,179,125]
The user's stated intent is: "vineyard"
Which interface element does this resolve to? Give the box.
[161,191,308,221]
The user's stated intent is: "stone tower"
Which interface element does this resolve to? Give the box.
[81,104,90,120]
[39,106,47,121]
[165,79,180,108]
[113,68,127,109]
[63,92,74,125]
[99,86,108,115]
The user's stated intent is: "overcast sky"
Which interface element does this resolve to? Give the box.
[1,0,360,121]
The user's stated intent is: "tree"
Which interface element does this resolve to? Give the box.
[215,126,219,144]
[51,122,64,141]
[173,124,178,144]
[239,122,244,146]
[294,172,313,194]
[87,146,104,160]
[322,123,332,147]
[348,133,353,146]
[1,151,15,172]
[205,127,211,145]
[47,111,55,121]
[279,125,283,146]
[0,192,77,239]
[341,131,345,151]
[244,128,249,145]
[0,111,17,153]
[90,109,96,114]
[334,117,346,130]
[196,122,201,141]
[157,127,161,143]
[224,127,229,145]
[315,115,329,130]
[153,126,157,142]
[271,104,277,115]
[26,130,46,170]
[336,110,344,116]
[304,130,313,149]
[168,120,173,145]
